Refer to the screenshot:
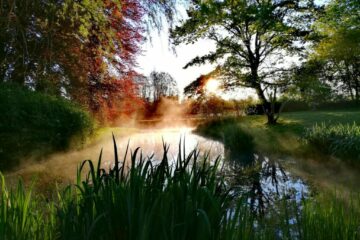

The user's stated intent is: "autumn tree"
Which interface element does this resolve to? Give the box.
[0,0,179,119]
[171,0,319,124]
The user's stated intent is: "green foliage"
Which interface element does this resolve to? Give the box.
[0,83,93,169]
[281,100,360,112]
[312,0,360,100]
[195,118,255,154]
[285,60,335,104]
[172,0,318,124]
[300,193,360,240]
[304,123,360,161]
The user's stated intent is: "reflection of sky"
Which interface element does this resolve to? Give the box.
[102,129,309,206]
[102,127,225,168]
[259,157,309,203]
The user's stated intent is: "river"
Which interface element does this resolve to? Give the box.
[5,125,317,211]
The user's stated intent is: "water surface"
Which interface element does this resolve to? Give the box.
[5,126,310,209]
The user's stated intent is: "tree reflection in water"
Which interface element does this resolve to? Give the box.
[222,150,309,215]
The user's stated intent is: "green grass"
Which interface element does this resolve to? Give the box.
[0,83,94,170]
[304,123,360,161]
[0,137,359,239]
[195,111,360,159]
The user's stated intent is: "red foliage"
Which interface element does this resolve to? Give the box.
[87,0,148,122]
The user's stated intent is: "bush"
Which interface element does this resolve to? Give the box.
[281,100,310,112]
[304,123,360,161]
[245,102,282,115]
[0,83,93,169]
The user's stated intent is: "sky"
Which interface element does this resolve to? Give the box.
[136,28,217,98]
[136,27,256,100]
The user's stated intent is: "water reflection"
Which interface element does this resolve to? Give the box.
[105,128,309,215]
[6,126,309,210]
[101,127,225,169]
[222,153,309,215]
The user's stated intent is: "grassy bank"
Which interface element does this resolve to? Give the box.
[196,111,360,160]
[0,138,359,239]
[0,84,94,170]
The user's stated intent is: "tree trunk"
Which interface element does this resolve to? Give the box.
[254,84,278,125]
[266,112,277,125]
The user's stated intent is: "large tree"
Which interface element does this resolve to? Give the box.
[171,0,318,124]
[0,0,179,118]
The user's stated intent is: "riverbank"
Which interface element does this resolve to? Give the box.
[195,110,360,193]
[1,111,360,239]
[196,110,360,157]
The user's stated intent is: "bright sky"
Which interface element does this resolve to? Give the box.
[136,29,216,97]
[136,27,255,100]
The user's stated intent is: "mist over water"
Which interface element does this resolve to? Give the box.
[4,94,360,209]
[4,124,311,210]
[5,126,223,183]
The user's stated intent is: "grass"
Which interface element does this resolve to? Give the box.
[0,136,359,239]
[194,111,360,159]
[304,123,360,161]
[0,175,55,240]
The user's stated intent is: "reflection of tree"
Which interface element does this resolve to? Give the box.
[195,120,305,215]
[223,152,289,215]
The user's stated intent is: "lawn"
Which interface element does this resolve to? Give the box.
[196,110,360,157]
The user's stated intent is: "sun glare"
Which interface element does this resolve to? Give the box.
[205,79,220,94]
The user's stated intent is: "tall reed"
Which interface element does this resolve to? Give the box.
[304,123,360,161]
[0,175,55,240]
[56,135,230,239]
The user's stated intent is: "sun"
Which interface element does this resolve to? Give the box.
[205,79,220,94]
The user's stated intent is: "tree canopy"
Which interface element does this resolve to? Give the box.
[171,0,319,124]
[311,0,360,100]
[0,0,179,119]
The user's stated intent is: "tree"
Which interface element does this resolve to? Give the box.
[183,72,214,99]
[312,0,360,101]
[171,0,318,124]
[0,0,179,119]
[149,71,178,102]
[285,60,334,106]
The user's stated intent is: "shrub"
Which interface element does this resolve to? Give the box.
[304,123,360,161]
[0,83,93,169]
